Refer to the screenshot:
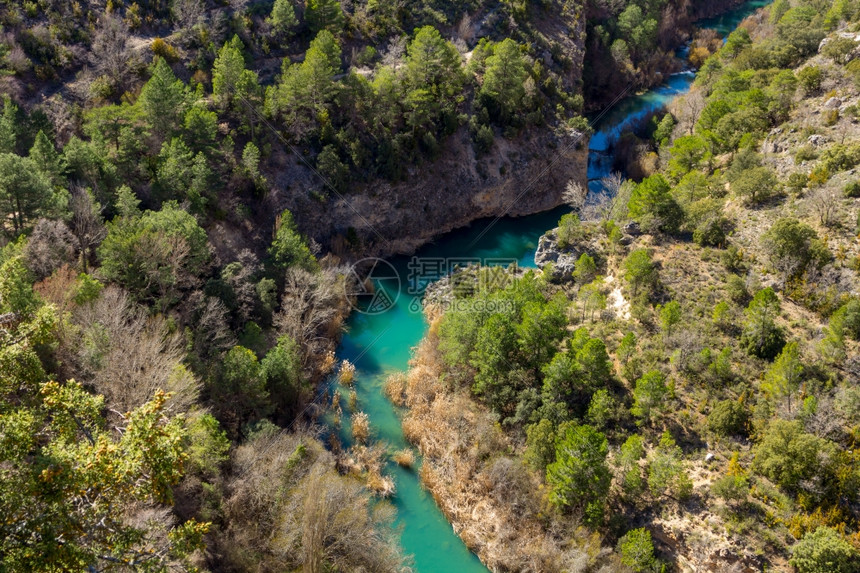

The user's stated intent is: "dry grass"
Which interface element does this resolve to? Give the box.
[392,448,415,468]
[351,411,370,444]
[366,470,396,497]
[383,372,407,406]
[338,360,356,386]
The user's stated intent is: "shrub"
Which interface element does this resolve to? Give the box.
[762,218,831,280]
[151,37,179,62]
[798,65,822,94]
[731,166,779,205]
[752,419,839,495]
[787,171,808,193]
[712,474,749,506]
[557,213,583,249]
[843,181,860,198]
[741,288,785,360]
[822,37,857,65]
[794,145,817,163]
[708,399,748,437]
[693,217,727,247]
[617,528,658,572]
[790,527,860,573]
[473,124,494,153]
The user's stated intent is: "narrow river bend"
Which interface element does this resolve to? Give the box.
[328,3,771,571]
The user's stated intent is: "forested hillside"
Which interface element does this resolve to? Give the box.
[399,1,860,571]
[0,0,750,255]
[5,0,855,571]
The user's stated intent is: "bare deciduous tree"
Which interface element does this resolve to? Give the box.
[25,218,77,280]
[581,172,628,223]
[808,185,840,227]
[171,0,208,34]
[194,294,238,357]
[562,180,586,211]
[382,36,407,67]
[73,286,200,418]
[70,185,105,272]
[222,432,403,572]
[457,14,473,42]
[275,267,346,371]
[222,250,262,325]
[674,90,705,136]
[89,15,136,90]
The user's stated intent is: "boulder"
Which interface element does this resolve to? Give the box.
[807,134,828,147]
[825,96,842,109]
[622,220,642,236]
[534,231,560,266]
[534,228,583,283]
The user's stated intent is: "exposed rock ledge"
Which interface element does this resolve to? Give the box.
[533,221,639,281]
[266,126,590,259]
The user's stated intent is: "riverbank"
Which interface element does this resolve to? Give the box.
[384,1,860,571]
[392,314,627,571]
[329,2,790,572]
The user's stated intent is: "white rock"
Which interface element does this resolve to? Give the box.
[825,97,842,109]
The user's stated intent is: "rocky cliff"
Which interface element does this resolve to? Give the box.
[268,124,589,258]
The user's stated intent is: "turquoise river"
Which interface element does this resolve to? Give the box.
[330,2,772,571]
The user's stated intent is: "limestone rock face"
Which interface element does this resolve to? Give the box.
[533,228,594,282]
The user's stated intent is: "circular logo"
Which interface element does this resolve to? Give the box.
[345,258,401,315]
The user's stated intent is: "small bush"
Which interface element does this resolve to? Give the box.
[708,399,749,437]
[352,411,370,444]
[339,360,356,385]
[798,65,822,94]
[787,171,808,193]
[843,181,860,197]
[794,145,817,163]
[151,38,179,63]
[393,449,415,468]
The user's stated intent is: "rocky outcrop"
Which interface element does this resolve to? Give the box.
[534,229,581,282]
[533,226,610,282]
[269,125,590,259]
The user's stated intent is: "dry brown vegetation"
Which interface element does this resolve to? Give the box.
[401,329,629,573]
[215,430,403,572]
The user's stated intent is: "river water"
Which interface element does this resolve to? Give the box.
[329,3,770,571]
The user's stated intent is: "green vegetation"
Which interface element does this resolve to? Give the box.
[413,1,860,570]
[2,0,860,570]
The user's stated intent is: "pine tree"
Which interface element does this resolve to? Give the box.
[305,0,345,34]
[0,96,18,154]
[138,57,186,140]
[547,423,610,525]
[269,0,298,37]
[188,152,212,213]
[405,27,463,99]
[762,342,803,413]
[480,39,528,123]
[29,130,66,188]
[0,153,63,235]
[213,36,249,106]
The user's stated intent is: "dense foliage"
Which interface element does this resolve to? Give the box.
[426,0,860,569]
